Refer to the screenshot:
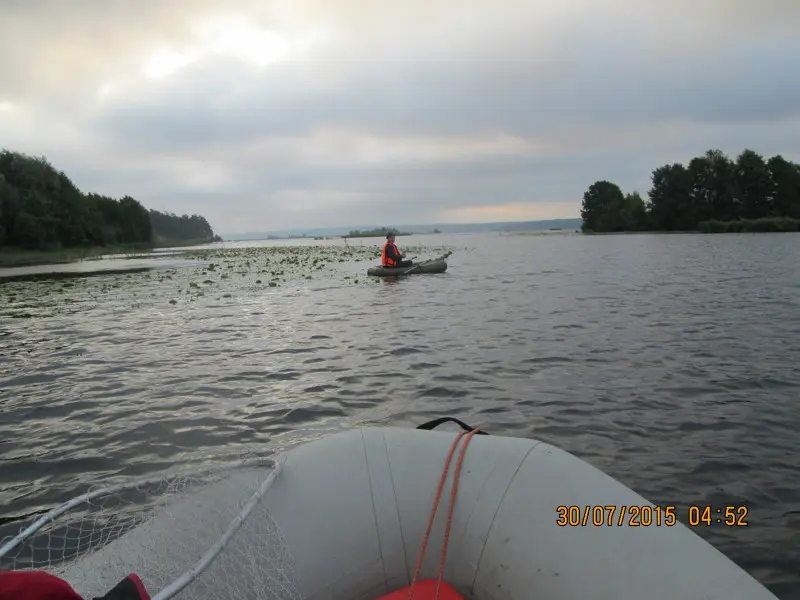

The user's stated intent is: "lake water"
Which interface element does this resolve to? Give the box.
[1,232,799,598]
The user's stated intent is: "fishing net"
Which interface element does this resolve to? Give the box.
[0,457,302,600]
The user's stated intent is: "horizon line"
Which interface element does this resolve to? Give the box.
[219,216,583,236]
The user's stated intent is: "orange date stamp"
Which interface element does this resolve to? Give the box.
[557,505,677,527]
[556,505,750,527]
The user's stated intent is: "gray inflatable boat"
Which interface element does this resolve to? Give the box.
[367,251,452,277]
[1,419,780,600]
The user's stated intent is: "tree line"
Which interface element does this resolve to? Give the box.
[345,227,411,238]
[0,150,222,251]
[581,149,800,233]
[148,210,220,246]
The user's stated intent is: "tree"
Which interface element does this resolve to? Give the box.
[767,155,800,219]
[345,227,411,238]
[648,163,693,230]
[688,149,738,223]
[734,149,772,220]
[148,209,217,244]
[580,180,625,232]
[118,196,153,244]
[621,191,648,231]
[0,148,218,252]
[582,147,800,233]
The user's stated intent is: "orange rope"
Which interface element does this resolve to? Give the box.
[405,427,481,600]
[404,431,465,600]
[435,428,480,598]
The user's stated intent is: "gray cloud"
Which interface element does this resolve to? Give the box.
[2,0,800,233]
[85,32,800,155]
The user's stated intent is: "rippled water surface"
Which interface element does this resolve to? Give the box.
[2,232,799,598]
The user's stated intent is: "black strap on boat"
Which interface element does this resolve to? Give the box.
[416,417,489,435]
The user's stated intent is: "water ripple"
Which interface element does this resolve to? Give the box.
[1,233,799,598]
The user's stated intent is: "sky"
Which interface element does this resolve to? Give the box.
[2,0,800,234]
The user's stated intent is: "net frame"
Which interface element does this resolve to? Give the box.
[0,456,289,600]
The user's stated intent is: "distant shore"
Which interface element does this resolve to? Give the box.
[581,217,800,235]
[0,238,218,269]
[580,147,800,233]
[343,228,414,238]
[0,246,148,269]
[0,149,223,270]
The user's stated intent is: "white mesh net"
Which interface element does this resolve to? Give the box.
[0,457,303,600]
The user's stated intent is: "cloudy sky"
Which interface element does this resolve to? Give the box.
[2,0,799,234]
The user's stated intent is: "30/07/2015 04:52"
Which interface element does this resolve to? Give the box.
[555,504,750,527]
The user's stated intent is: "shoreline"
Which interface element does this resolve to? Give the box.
[582,229,800,236]
[0,238,218,269]
[5,225,797,269]
[581,230,699,235]
[0,246,153,269]
[581,216,800,235]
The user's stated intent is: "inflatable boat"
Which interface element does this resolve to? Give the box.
[0,419,778,600]
[367,251,452,277]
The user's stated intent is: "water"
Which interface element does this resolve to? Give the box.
[1,232,799,598]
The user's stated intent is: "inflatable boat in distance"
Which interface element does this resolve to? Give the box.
[367,251,452,277]
[2,419,778,600]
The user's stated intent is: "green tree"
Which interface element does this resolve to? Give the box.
[688,150,738,222]
[148,210,217,244]
[581,147,800,234]
[118,196,153,244]
[12,212,46,249]
[345,226,411,238]
[0,148,218,252]
[734,149,772,220]
[647,163,693,230]
[767,155,800,219]
[621,191,648,230]
[0,177,20,245]
[580,180,625,232]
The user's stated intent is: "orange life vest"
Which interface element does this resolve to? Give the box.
[381,242,399,267]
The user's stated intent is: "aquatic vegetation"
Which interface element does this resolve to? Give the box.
[0,242,451,319]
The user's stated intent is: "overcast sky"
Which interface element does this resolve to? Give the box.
[2,0,799,233]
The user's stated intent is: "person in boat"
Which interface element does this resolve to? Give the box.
[382,232,413,269]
